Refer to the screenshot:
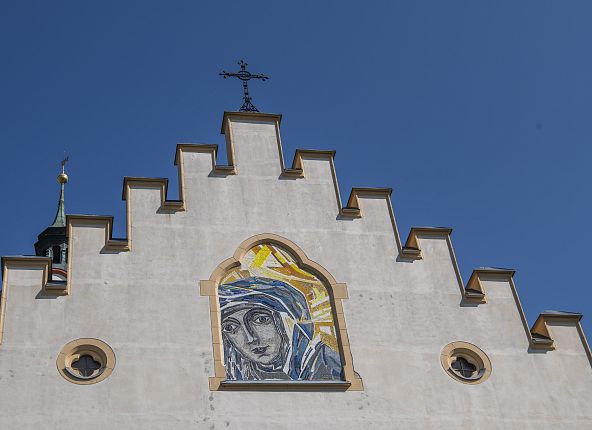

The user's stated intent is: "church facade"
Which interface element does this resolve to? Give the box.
[1,111,591,428]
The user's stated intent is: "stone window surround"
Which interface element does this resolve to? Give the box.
[440,341,492,385]
[56,338,116,385]
[200,233,364,391]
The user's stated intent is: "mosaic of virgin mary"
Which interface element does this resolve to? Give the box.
[219,277,343,381]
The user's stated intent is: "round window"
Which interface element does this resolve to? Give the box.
[440,341,491,384]
[57,338,115,385]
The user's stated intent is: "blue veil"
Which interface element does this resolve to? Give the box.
[219,277,341,381]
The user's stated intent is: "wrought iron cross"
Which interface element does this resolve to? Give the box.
[219,60,269,112]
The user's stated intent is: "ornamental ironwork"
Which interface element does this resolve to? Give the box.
[219,60,269,112]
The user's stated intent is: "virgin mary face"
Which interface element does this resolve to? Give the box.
[221,306,284,366]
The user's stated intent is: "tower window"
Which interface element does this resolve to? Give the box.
[52,246,61,264]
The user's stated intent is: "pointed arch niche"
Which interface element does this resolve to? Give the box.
[200,233,363,391]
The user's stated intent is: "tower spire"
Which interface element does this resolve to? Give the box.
[34,154,70,280]
[50,155,68,227]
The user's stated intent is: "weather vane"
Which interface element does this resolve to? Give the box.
[58,152,69,185]
[61,152,69,170]
[219,60,269,112]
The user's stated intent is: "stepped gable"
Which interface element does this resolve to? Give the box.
[2,111,589,362]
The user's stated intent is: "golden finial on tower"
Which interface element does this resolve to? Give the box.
[50,154,68,227]
[57,154,69,184]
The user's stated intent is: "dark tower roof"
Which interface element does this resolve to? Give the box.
[50,182,66,228]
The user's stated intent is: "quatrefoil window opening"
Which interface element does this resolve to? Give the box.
[71,354,102,378]
[450,356,478,379]
[64,351,105,380]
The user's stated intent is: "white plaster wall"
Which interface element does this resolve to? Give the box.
[1,115,591,429]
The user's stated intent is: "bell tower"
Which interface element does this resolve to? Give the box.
[34,157,69,281]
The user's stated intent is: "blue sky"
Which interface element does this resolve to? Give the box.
[1,1,591,336]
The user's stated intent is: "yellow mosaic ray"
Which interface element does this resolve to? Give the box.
[221,243,338,350]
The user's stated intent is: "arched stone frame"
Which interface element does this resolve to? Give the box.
[200,233,363,391]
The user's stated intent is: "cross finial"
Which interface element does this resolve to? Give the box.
[61,152,69,174]
[219,60,269,112]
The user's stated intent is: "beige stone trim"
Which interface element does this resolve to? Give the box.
[339,187,420,265]
[90,113,413,272]
[464,270,488,304]
[200,233,363,391]
[56,338,116,385]
[338,186,416,262]
[175,143,236,176]
[404,227,453,260]
[0,261,8,345]
[216,112,404,257]
[440,341,492,385]
[463,268,517,305]
[219,111,283,176]
[342,187,393,218]
[217,380,352,391]
[465,269,536,348]
[0,255,74,344]
[404,227,466,299]
[284,149,336,178]
[60,215,131,298]
[220,111,282,134]
[400,229,592,360]
[530,313,591,361]
[467,271,587,353]
[577,320,592,367]
[67,215,130,254]
[4,110,587,369]
[530,315,555,349]
[0,256,69,344]
[215,113,433,266]
[122,177,185,212]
